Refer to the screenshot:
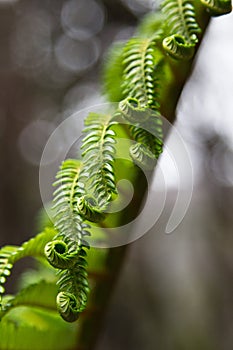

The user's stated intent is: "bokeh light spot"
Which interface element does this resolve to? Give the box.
[54,34,101,73]
[61,0,105,40]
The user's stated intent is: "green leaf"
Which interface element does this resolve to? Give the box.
[0,306,77,350]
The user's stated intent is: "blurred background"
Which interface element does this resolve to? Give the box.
[0,0,232,349]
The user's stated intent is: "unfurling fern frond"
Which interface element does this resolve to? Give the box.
[0,228,55,307]
[48,159,91,321]
[161,0,201,60]
[52,159,90,247]
[130,143,157,170]
[77,195,106,223]
[118,97,151,123]
[200,0,232,16]
[44,240,81,269]
[119,35,164,169]
[162,34,195,60]
[80,112,117,210]
[56,246,89,322]
[129,113,163,170]
[122,35,163,111]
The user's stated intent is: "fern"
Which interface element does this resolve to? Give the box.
[0,0,231,342]
[0,228,56,307]
[79,112,117,210]
[51,159,90,257]
[0,302,77,350]
[44,240,81,269]
[114,34,164,169]
[0,247,16,298]
[129,113,163,170]
[122,34,163,110]
[118,97,151,123]
[200,0,232,15]
[52,159,87,245]
[46,159,91,322]
[161,0,201,59]
[47,118,117,322]
[56,247,89,322]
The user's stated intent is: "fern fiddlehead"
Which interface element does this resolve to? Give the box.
[45,112,117,322]
[44,240,81,269]
[200,0,232,16]
[161,0,201,60]
[56,247,89,322]
[129,113,163,170]
[44,159,91,322]
[117,33,164,170]
[118,97,151,123]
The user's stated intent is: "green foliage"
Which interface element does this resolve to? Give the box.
[129,114,163,170]
[103,41,125,102]
[0,228,55,306]
[46,158,91,322]
[115,31,164,169]
[80,112,117,208]
[200,0,232,15]
[0,305,77,350]
[0,2,232,349]
[162,0,201,42]
[0,281,58,319]
[44,240,81,269]
[122,34,163,110]
[52,159,86,246]
[161,0,201,60]
[56,247,89,322]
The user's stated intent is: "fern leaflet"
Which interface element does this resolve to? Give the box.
[161,0,201,59]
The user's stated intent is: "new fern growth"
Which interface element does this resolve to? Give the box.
[0,4,232,349]
[79,112,117,210]
[45,159,91,322]
[162,0,201,59]
[117,33,164,169]
[200,0,232,15]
